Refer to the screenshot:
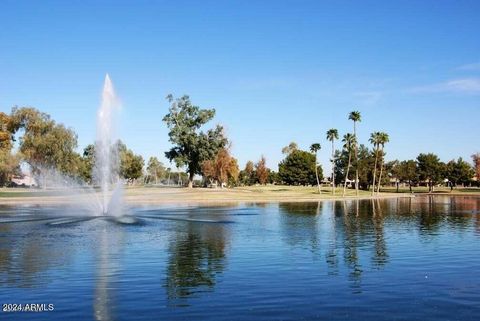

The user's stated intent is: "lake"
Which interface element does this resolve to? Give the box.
[0,195,479,320]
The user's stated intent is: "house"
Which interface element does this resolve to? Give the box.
[11,174,36,187]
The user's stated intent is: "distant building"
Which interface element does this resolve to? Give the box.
[11,175,36,187]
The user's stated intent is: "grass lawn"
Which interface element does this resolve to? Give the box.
[121,185,404,204]
[379,186,480,194]
[2,185,478,205]
[0,189,58,198]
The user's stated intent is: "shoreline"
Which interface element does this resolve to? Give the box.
[124,193,416,206]
[0,190,415,206]
[2,185,478,207]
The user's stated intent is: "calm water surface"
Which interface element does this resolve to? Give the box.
[0,195,479,320]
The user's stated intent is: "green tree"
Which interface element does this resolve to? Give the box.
[80,142,144,185]
[342,133,356,196]
[163,95,228,188]
[445,158,475,190]
[376,132,389,194]
[146,157,166,185]
[268,170,280,184]
[79,144,95,184]
[393,160,418,192]
[0,150,21,186]
[281,142,298,155]
[9,107,81,185]
[416,153,445,192]
[348,111,361,196]
[239,161,256,186]
[119,148,144,184]
[326,129,339,195]
[279,149,322,186]
[333,150,347,186]
[0,112,13,150]
[0,112,20,186]
[356,144,375,190]
[310,143,322,194]
[472,153,480,186]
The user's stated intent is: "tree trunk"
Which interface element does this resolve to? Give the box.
[332,140,335,195]
[396,181,399,193]
[409,181,412,193]
[372,146,379,196]
[188,171,194,188]
[354,122,359,196]
[315,156,321,194]
[343,152,352,197]
[377,147,385,195]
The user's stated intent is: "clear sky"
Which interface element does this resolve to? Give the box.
[1,0,479,172]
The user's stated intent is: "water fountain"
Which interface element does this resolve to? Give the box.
[26,74,124,219]
[94,74,123,216]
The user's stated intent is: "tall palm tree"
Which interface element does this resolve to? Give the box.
[369,131,382,196]
[376,132,390,194]
[326,129,339,195]
[310,143,321,194]
[348,111,361,196]
[342,133,356,197]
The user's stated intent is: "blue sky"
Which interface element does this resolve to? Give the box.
[1,0,479,172]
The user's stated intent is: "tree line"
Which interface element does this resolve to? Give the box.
[1,99,479,191]
[163,98,478,191]
[0,107,145,187]
[162,95,323,188]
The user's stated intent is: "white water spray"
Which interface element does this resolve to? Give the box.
[94,74,122,215]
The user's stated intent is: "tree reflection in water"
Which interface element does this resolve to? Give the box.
[278,202,322,252]
[325,201,340,275]
[164,223,228,304]
[340,200,363,291]
[371,199,389,267]
[0,220,75,288]
[278,199,393,292]
[1,195,479,316]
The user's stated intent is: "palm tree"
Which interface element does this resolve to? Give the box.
[369,131,382,196]
[310,143,322,194]
[376,132,390,194]
[348,111,361,196]
[326,129,339,195]
[342,133,356,197]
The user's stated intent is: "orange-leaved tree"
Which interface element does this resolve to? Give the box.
[201,148,239,187]
[255,156,268,185]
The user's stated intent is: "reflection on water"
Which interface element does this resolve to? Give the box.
[0,196,479,320]
[279,202,322,249]
[93,226,125,321]
[0,211,76,288]
[165,223,228,303]
[278,196,480,293]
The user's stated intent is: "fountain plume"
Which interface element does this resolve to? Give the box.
[94,74,122,215]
